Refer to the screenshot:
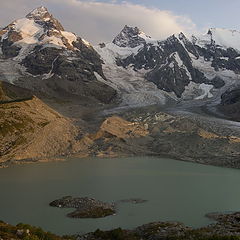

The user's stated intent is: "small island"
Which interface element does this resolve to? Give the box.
[49,196,116,218]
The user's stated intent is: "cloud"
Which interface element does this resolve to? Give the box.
[0,0,197,44]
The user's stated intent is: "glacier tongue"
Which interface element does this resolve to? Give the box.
[94,43,179,107]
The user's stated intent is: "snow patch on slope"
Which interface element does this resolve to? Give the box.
[42,35,65,48]
[14,18,42,43]
[196,83,213,99]
[61,31,77,46]
[182,82,213,100]
[138,32,159,46]
[95,43,141,65]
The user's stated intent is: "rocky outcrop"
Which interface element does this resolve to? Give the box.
[74,116,150,158]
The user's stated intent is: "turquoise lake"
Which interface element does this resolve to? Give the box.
[0,157,240,235]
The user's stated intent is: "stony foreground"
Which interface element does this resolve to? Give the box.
[2,212,240,239]
[77,212,240,240]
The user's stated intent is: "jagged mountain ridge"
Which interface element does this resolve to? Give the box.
[1,7,240,107]
[95,25,240,105]
[0,7,116,103]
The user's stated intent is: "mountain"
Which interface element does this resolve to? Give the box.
[0,7,116,103]
[95,26,240,106]
[1,8,240,108]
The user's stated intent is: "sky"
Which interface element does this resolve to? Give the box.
[1,0,240,44]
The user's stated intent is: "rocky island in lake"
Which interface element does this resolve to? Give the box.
[50,196,116,218]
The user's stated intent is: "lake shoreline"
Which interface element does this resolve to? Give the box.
[2,151,240,170]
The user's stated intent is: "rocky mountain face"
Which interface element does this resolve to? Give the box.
[0,7,116,103]
[96,26,240,105]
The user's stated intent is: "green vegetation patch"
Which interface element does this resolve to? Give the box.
[0,221,73,240]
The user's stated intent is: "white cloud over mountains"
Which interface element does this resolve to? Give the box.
[0,0,197,44]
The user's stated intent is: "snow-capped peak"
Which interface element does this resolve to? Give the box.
[25,6,64,32]
[112,25,152,48]
[0,6,84,55]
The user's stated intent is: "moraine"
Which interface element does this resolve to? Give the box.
[1,156,240,235]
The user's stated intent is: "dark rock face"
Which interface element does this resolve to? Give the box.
[117,44,161,70]
[22,41,104,79]
[147,35,207,97]
[0,29,22,58]
[216,86,240,121]
[113,25,150,48]
[72,37,105,78]
[22,46,60,75]
[21,40,117,103]
[220,87,240,122]
[211,76,225,89]
[1,39,21,58]
[221,88,240,105]
[195,44,240,73]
